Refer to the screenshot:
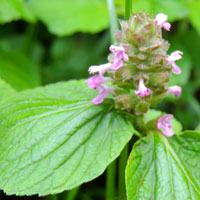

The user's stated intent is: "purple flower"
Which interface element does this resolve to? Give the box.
[167,51,183,74]
[134,78,151,97]
[155,13,171,31]
[92,85,114,104]
[86,75,111,91]
[109,45,129,70]
[157,114,174,137]
[167,86,182,97]
[88,63,112,76]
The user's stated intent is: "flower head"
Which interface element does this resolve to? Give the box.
[167,51,183,74]
[86,75,111,91]
[109,45,128,70]
[155,13,171,31]
[134,79,151,97]
[157,114,174,137]
[167,86,182,97]
[92,85,114,104]
[89,63,112,76]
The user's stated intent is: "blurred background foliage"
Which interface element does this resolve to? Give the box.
[0,0,200,199]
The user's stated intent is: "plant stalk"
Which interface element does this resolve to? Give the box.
[118,144,129,197]
[64,186,80,200]
[125,0,132,20]
[106,160,116,200]
[106,0,119,43]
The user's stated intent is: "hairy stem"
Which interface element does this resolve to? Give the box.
[125,0,132,20]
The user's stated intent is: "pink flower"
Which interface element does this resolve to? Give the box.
[134,79,151,97]
[155,13,171,31]
[88,63,112,76]
[157,114,174,137]
[167,86,182,97]
[92,85,114,104]
[86,75,111,91]
[167,51,183,74]
[109,45,129,70]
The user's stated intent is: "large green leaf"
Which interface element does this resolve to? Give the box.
[131,0,188,21]
[0,49,41,91]
[0,0,35,23]
[27,0,109,36]
[126,130,200,200]
[0,80,134,196]
[189,1,200,32]
[0,78,16,102]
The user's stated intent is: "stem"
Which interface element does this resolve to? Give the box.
[24,23,37,56]
[106,160,116,200]
[106,0,119,43]
[125,0,132,20]
[64,186,80,200]
[47,195,58,200]
[118,144,129,197]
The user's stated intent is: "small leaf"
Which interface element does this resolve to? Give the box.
[0,48,41,91]
[27,0,109,36]
[0,0,35,23]
[0,80,134,196]
[0,78,16,102]
[144,109,182,135]
[126,130,200,200]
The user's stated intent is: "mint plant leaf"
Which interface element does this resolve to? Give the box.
[0,49,41,91]
[0,80,134,196]
[126,130,200,200]
[0,0,35,23]
[189,1,200,32]
[27,0,109,36]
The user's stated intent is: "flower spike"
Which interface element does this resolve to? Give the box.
[155,13,171,31]
[88,63,112,76]
[157,114,174,137]
[92,85,114,104]
[135,79,151,97]
[109,45,129,70]
[86,75,111,91]
[167,51,183,74]
[167,86,182,97]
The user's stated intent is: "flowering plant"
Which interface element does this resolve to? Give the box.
[0,10,199,200]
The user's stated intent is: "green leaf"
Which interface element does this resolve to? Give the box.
[0,80,134,196]
[27,0,109,36]
[0,78,16,102]
[0,49,41,91]
[131,0,188,21]
[126,130,200,200]
[189,1,200,32]
[196,124,200,131]
[0,0,35,23]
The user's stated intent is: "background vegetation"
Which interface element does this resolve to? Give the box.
[0,0,199,199]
